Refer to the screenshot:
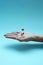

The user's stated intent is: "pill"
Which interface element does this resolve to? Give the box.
[21,28,24,31]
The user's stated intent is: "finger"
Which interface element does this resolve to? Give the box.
[4,32,20,36]
[4,35,16,39]
[4,33,12,36]
[4,34,17,39]
[11,32,20,35]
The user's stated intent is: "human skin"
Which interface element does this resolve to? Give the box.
[4,32,43,42]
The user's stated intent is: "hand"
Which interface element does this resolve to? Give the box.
[4,32,35,42]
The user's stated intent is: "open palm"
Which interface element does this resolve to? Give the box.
[4,32,35,42]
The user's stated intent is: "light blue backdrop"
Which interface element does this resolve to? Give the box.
[0,0,43,65]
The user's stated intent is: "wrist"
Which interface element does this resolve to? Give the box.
[31,34,39,41]
[32,34,43,42]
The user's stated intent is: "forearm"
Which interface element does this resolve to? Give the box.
[33,34,43,42]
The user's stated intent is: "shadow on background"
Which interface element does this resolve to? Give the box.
[5,43,43,52]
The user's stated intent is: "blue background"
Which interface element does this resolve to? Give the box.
[0,0,43,65]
